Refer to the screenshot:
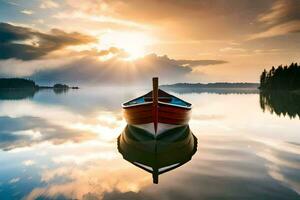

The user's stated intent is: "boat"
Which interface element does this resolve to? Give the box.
[117,125,197,184]
[122,77,192,136]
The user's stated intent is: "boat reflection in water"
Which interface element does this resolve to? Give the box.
[117,125,197,184]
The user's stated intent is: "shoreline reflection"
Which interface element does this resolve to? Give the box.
[0,88,72,100]
[260,92,300,119]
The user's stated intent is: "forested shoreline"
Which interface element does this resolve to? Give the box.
[0,78,78,90]
[260,63,300,91]
[0,78,37,89]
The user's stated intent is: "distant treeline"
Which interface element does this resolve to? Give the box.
[162,82,259,89]
[161,87,259,95]
[0,78,80,100]
[0,78,37,89]
[0,78,78,90]
[260,63,300,91]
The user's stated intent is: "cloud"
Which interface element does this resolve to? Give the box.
[62,0,271,40]
[220,47,247,52]
[0,22,96,60]
[21,10,34,15]
[26,53,227,85]
[257,0,300,25]
[65,0,110,15]
[175,59,227,67]
[0,57,73,77]
[102,190,155,200]
[249,0,300,39]
[29,54,191,85]
[249,20,300,40]
[52,11,149,30]
[40,0,59,9]
[75,0,297,42]
[0,47,227,84]
[25,162,151,200]
[97,47,128,57]
[0,116,97,151]
[253,49,283,54]
[23,160,36,166]
[9,178,20,184]
[5,1,20,6]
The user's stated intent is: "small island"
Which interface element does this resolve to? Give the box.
[54,84,79,90]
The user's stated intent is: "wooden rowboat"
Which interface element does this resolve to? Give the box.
[122,78,192,135]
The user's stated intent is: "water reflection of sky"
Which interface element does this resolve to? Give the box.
[0,88,300,199]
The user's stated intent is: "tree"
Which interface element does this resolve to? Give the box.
[260,69,267,89]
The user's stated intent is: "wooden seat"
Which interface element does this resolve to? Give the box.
[144,97,172,103]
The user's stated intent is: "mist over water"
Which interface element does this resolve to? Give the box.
[0,87,299,200]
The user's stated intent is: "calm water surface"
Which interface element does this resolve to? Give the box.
[0,87,300,200]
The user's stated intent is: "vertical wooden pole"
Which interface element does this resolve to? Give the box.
[152,77,158,134]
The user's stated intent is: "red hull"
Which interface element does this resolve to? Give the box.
[123,102,191,125]
[123,87,192,130]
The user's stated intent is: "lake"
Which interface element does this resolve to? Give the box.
[0,87,300,200]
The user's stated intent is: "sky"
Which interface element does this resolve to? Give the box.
[0,0,299,85]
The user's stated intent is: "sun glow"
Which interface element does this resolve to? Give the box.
[100,31,154,60]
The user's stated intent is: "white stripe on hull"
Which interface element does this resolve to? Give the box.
[132,123,182,136]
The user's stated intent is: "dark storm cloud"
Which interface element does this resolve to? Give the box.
[27,54,227,85]
[0,116,96,151]
[0,22,96,60]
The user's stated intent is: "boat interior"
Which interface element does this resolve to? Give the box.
[123,89,191,108]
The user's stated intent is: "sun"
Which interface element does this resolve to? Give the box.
[100,31,154,60]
